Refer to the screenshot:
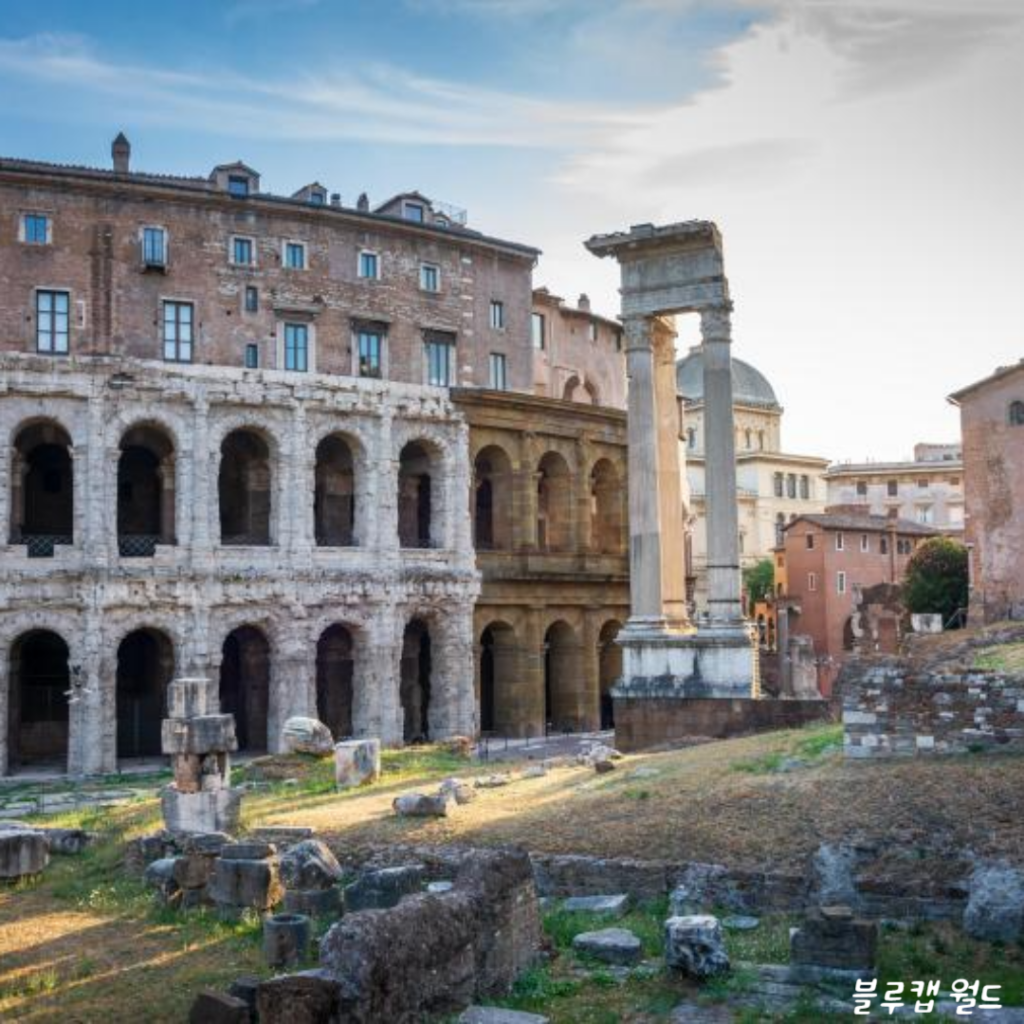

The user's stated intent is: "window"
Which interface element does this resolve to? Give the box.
[22,213,50,244]
[162,301,193,363]
[837,571,847,595]
[856,480,868,496]
[403,202,425,222]
[687,427,696,450]
[836,531,845,551]
[917,505,934,524]
[786,473,796,498]
[860,533,870,552]
[425,332,456,387]
[228,175,250,197]
[142,227,166,267]
[589,321,598,343]
[284,323,308,372]
[35,290,69,354]
[880,536,889,555]
[233,237,255,266]
[358,250,379,279]
[949,505,964,525]
[745,429,752,449]
[490,300,505,330]
[531,312,545,350]
[244,343,259,369]
[773,472,784,498]
[244,286,259,313]
[949,476,960,486]
[1010,401,1024,426]
[775,513,786,547]
[357,329,383,378]
[309,191,325,206]
[808,572,817,592]
[284,242,306,270]
[420,263,440,293]
[806,533,815,550]
[800,475,810,500]
[489,352,508,391]
[917,478,929,488]
[887,479,898,497]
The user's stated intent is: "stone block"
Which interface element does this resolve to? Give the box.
[41,827,93,855]
[282,717,335,756]
[162,715,238,756]
[143,857,180,901]
[393,792,450,817]
[227,976,260,1018]
[440,777,477,804]
[0,829,49,878]
[219,841,276,861]
[173,852,218,890]
[263,912,311,968]
[790,906,877,970]
[257,970,341,1024]
[188,989,251,1024]
[161,787,242,835]
[334,738,382,789]
[664,915,730,979]
[344,864,425,912]
[250,826,316,847]
[964,864,1024,942]
[168,677,215,721]
[460,1010,550,1024]
[474,774,512,789]
[563,894,630,917]
[279,839,342,891]
[283,887,342,917]
[209,856,284,912]
[572,927,642,965]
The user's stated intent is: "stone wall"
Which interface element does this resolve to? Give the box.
[842,657,1024,758]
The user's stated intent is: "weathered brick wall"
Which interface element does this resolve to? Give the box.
[843,657,1024,758]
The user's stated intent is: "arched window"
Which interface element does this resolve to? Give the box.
[536,451,572,552]
[118,424,176,556]
[474,446,513,550]
[314,434,356,546]
[11,421,73,556]
[590,459,624,554]
[219,429,272,545]
[1010,400,1024,426]
[398,442,436,548]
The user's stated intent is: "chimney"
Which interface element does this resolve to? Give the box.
[357,192,370,212]
[112,132,131,174]
[578,293,591,312]
[330,193,341,208]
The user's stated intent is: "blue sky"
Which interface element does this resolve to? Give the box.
[1,0,1022,461]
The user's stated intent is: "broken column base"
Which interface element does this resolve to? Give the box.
[161,787,244,835]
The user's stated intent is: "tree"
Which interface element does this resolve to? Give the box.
[903,537,969,627]
[743,558,776,614]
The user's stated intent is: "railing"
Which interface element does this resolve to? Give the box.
[23,534,73,558]
[220,534,272,547]
[118,534,161,558]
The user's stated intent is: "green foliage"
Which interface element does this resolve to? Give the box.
[975,641,1024,674]
[903,537,969,626]
[743,558,776,613]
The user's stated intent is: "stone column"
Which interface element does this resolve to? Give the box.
[700,305,745,627]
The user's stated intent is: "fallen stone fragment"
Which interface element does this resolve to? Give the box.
[188,989,250,1024]
[227,975,260,1019]
[428,880,454,894]
[279,839,343,891]
[474,774,512,789]
[521,765,547,779]
[250,825,315,847]
[460,1008,551,1024]
[790,905,876,971]
[283,887,342,917]
[563,894,631,917]
[220,841,276,860]
[257,970,341,1024]
[263,912,311,968]
[281,716,335,756]
[722,915,760,931]
[344,864,425,912]
[964,863,1024,942]
[334,738,382,789]
[209,851,284,914]
[572,927,642,965]
[594,759,616,774]
[0,828,49,879]
[393,792,450,817]
[41,828,94,855]
[665,915,730,980]
[439,778,477,804]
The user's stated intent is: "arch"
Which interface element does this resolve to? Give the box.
[7,630,69,771]
[562,375,581,402]
[474,445,513,551]
[544,619,581,732]
[10,420,73,555]
[220,625,270,752]
[1010,400,1024,427]
[598,619,623,730]
[537,451,572,552]
[116,628,174,760]
[398,441,437,549]
[315,433,357,547]
[590,458,624,554]
[401,618,432,742]
[219,428,272,545]
[118,423,176,556]
[583,379,600,405]
[479,620,516,734]
[316,624,354,740]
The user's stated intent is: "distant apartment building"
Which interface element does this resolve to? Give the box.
[824,442,964,535]
[949,360,1024,623]
[777,511,938,694]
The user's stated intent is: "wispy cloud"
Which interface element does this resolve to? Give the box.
[222,0,322,27]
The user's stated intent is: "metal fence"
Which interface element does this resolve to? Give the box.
[24,534,73,558]
[118,535,160,558]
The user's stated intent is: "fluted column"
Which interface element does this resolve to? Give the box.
[700,304,744,626]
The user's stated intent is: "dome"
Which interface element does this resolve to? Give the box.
[675,348,780,409]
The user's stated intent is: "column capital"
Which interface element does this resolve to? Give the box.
[622,315,653,353]
[699,303,733,342]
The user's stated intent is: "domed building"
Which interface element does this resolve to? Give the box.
[676,347,829,621]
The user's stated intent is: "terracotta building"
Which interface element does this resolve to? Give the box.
[949,361,1024,623]
[778,511,937,694]
[0,133,628,776]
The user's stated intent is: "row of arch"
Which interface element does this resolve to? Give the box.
[5,619,433,771]
[473,446,625,554]
[10,419,439,553]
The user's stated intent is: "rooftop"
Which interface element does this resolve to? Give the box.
[785,511,940,536]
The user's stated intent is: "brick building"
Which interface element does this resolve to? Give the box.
[0,134,628,776]
[778,511,937,694]
[949,361,1024,623]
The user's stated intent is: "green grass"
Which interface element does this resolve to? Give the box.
[974,642,1024,674]
[730,723,842,775]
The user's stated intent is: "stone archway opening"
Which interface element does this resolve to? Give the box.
[590,459,624,554]
[116,628,174,760]
[118,424,175,557]
[316,624,354,740]
[314,434,356,547]
[479,621,516,735]
[7,630,69,771]
[401,619,431,743]
[219,429,272,545]
[474,445,513,551]
[398,442,434,549]
[537,451,572,553]
[544,620,580,733]
[11,421,74,557]
[598,620,623,730]
[220,625,270,753]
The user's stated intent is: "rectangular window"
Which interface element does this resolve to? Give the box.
[786,473,797,499]
[228,175,250,197]
[531,311,545,349]
[284,242,306,270]
[837,571,847,595]
[244,286,259,313]
[800,475,810,500]
[774,472,784,498]
[805,533,815,550]
[284,323,308,372]
[233,237,254,266]
[358,330,383,378]
[836,531,844,551]
[887,479,898,497]
[918,478,929,488]
[403,202,425,222]
[589,321,598,342]
[358,250,379,279]
[880,536,889,555]
[420,263,440,293]
[163,300,193,363]
[23,213,50,244]
[36,290,69,354]
[489,352,508,391]
[860,533,870,552]
[917,505,934,524]
[808,572,817,592]
[490,300,505,330]
[856,480,868,496]
[142,227,166,266]
[425,334,456,387]
[244,343,259,369]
